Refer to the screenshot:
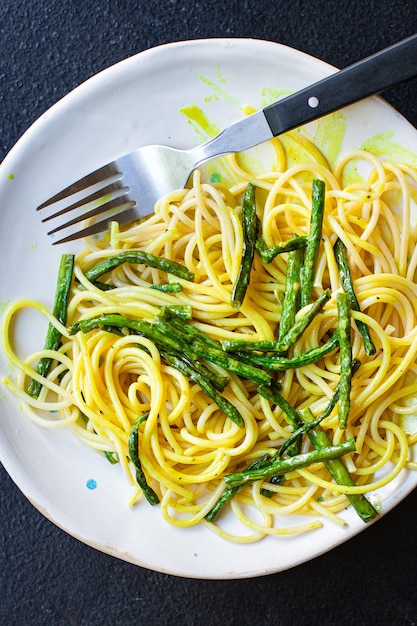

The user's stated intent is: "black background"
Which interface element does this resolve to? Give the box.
[1,1,417,625]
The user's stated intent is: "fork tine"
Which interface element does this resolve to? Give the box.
[40,180,127,223]
[51,205,139,245]
[37,163,120,211]
[47,195,135,235]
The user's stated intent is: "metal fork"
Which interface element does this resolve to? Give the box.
[38,34,417,244]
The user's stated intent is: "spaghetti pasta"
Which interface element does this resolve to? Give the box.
[3,135,417,542]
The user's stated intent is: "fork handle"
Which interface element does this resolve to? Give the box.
[192,33,417,167]
[264,32,417,136]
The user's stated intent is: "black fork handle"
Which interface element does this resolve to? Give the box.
[263,33,417,136]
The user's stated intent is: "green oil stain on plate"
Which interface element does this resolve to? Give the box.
[196,65,240,106]
[401,414,417,436]
[340,130,417,187]
[340,161,366,187]
[360,130,417,165]
[260,87,293,107]
[179,104,240,186]
[0,300,10,315]
[180,103,222,141]
[313,111,347,167]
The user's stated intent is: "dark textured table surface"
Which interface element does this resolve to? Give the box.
[1,1,417,625]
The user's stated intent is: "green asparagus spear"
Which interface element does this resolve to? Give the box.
[94,280,184,294]
[156,313,230,390]
[255,222,308,264]
[336,292,352,429]
[186,359,229,392]
[334,238,376,356]
[277,289,331,352]
[300,178,326,307]
[155,310,271,385]
[258,381,301,455]
[103,450,119,464]
[224,438,356,489]
[128,413,160,505]
[28,254,74,397]
[300,408,378,523]
[222,339,286,353]
[92,280,117,291]
[85,250,194,282]
[257,382,299,429]
[231,183,257,309]
[157,307,221,350]
[278,246,304,342]
[277,358,361,456]
[158,326,271,385]
[162,352,244,428]
[166,352,229,392]
[318,358,360,422]
[161,305,193,319]
[149,283,183,293]
[259,474,286,498]
[96,324,130,336]
[232,332,339,371]
[205,454,272,522]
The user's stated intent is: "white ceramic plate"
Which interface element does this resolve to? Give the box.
[1,38,417,579]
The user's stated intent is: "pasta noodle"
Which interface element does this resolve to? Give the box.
[3,134,417,542]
